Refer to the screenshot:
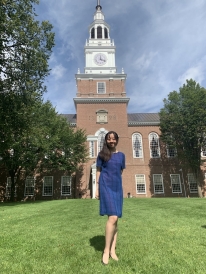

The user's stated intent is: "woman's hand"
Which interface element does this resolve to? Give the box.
[95,190,99,200]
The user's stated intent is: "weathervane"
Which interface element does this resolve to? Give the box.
[96,0,102,10]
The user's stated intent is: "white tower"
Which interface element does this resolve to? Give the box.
[85,0,116,74]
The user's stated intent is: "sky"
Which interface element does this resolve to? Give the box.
[35,0,206,115]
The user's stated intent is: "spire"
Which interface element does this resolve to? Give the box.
[96,0,102,10]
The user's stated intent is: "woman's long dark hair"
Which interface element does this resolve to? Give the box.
[98,131,119,162]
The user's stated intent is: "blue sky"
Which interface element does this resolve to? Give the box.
[35,0,206,114]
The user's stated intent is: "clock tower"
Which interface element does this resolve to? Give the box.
[84,0,116,74]
[74,1,129,198]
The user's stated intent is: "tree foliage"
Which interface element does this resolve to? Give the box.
[0,100,88,201]
[0,0,54,95]
[159,79,206,197]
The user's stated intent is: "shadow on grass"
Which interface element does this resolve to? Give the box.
[90,235,105,251]
[201,225,206,229]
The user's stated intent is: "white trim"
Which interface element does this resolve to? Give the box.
[87,135,98,141]
[149,132,160,158]
[97,82,106,94]
[170,174,182,193]
[73,98,130,105]
[5,177,17,197]
[89,140,95,158]
[61,176,72,196]
[24,177,35,196]
[153,174,164,194]
[188,173,198,193]
[132,133,143,158]
[43,176,53,196]
[135,174,146,194]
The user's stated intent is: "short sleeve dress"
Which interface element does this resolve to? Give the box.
[96,152,125,218]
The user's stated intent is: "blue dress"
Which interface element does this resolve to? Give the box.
[96,152,125,218]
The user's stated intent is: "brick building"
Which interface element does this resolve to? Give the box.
[1,1,205,201]
[62,1,206,199]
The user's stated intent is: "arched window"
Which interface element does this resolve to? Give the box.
[98,131,106,152]
[149,133,160,158]
[104,28,108,38]
[91,28,95,39]
[97,26,102,38]
[132,133,143,158]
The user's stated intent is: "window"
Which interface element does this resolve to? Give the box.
[98,131,106,153]
[104,28,108,38]
[5,177,17,197]
[97,82,106,94]
[61,176,71,195]
[24,177,35,196]
[201,148,206,157]
[97,26,102,38]
[135,175,146,194]
[132,133,143,158]
[170,174,182,193]
[149,133,160,158]
[167,146,177,158]
[91,27,95,39]
[153,174,164,194]
[188,174,198,193]
[43,176,53,196]
[89,141,95,158]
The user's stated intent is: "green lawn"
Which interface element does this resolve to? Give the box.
[0,198,206,274]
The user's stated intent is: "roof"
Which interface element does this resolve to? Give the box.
[127,113,160,126]
[60,114,77,126]
[60,113,160,126]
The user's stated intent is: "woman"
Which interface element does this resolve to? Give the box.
[95,131,125,265]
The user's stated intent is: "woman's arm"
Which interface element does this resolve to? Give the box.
[95,167,101,199]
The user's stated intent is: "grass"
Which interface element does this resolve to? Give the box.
[0,198,206,274]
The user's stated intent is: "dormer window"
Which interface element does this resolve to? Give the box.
[97,26,102,38]
[91,28,95,39]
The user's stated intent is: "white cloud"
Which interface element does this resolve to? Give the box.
[36,0,206,114]
[133,52,158,72]
[51,64,67,80]
[178,56,206,86]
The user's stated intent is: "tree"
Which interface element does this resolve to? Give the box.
[0,100,88,201]
[159,79,206,197]
[0,0,55,149]
[0,0,54,96]
[0,0,55,201]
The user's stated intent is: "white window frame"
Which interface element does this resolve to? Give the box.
[135,174,146,194]
[132,133,143,158]
[5,177,17,197]
[98,131,106,153]
[61,176,71,196]
[201,149,206,157]
[149,133,160,158]
[153,174,164,194]
[24,177,35,196]
[89,140,95,158]
[170,174,182,193]
[167,146,177,158]
[43,176,53,196]
[97,82,106,94]
[188,173,198,193]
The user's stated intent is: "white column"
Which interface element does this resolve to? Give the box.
[91,165,97,199]
[95,27,97,39]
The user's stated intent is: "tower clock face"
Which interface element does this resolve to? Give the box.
[94,53,107,66]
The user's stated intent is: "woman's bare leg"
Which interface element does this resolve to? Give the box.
[102,215,118,264]
[110,227,119,260]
